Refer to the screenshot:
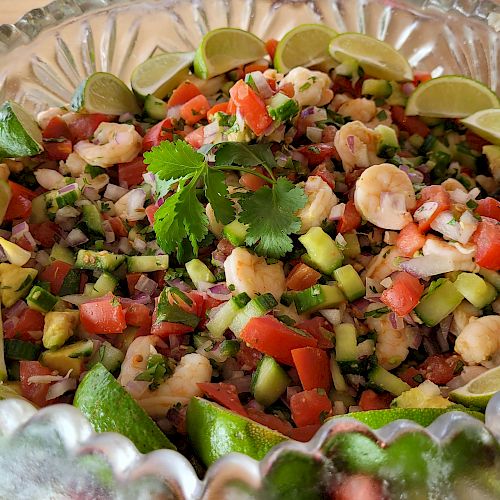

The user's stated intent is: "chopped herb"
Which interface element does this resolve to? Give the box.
[466,199,478,210]
[364,306,390,318]
[135,353,175,390]
[376,110,387,121]
[412,373,425,384]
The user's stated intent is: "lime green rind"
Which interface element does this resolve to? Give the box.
[74,363,175,454]
[449,366,500,410]
[462,108,500,145]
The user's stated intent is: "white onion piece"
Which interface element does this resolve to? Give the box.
[249,71,274,99]
[104,183,128,201]
[413,201,438,223]
[400,255,456,277]
[308,107,328,122]
[306,126,323,143]
[102,220,115,243]
[335,233,347,249]
[319,308,342,325]
[34,169,66,190]
[329,203,346,221]
[57,206,80,218]
[167,104,182,120]
[28,374,64,384]
[449,189,469,204]
[202,121,220,144]
[365,278,383,298]
[430,211,461,240]
[118,237,133,254]
[83,186,100,201]
[35,250,51,266]
[132,237,147,253]
[380,276,393,289]
[66,228,88,247]
[61,294,96,306]
[456,210,478,244]
[206,288,233,301]
[46,377,77,400]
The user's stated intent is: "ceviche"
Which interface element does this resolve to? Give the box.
[0,25,498,475]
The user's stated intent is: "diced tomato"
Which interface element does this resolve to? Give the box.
[396,222,426,257]
[30,221,59,248]
[279,82,295,98]
[240,316,318,366]
[15,236,35,252]
[145,203,159,225]
[227,98,237,114]
[142,118,175,152]
[79,294,126,334]
[465,130,490,151]
[244,62,269,74]
[331,474,385,500]
[79,273,88,294]
[20,361,54,407]
[359,389,392,411]
[290,389,332,427]
[4,308,44,341]
[207,102,229,121]
[292,347,331,392]
[391,105,430,138]
[473,218,500,270]
[43,138,73,160]
[184,127,205,149]
[42,116,72,140]
[380,271,424,317]
[337,200,361,234]
[126,273,142,296]
[180,94,211,125]
[198,382,247,416]
[239,166,270,191]
[265,38,279,60]
[167,81,201,107]
[399,366,423,388]
[412,72,432,86]
[286,263,321,291]
[287,424,321,442]
[297,143,338,167]
[172,290,205,318]
[414,185,451,232]
[118,156,146,187]
[477,197,500,221]
[124,302,152,336]
[236,343,263,371]
[247,408,293,435]
[8,181,36,201]
[311,164,335,189]
[107,216,128,237]
[229,80,273,136]
[4,194,31,221]
[39,260,73,295]
[67,113,114,142]
[296,317,333,349]
[420,355,461,385]
[150,320,193,337]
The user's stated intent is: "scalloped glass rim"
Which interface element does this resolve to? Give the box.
[0,0,498,116]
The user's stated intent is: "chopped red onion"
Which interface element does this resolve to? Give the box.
[102,220,115,243]
[132,237,147,253]
[123,189,147,221]
[400,255,455,278]
[104,184,128,201]
[57,206,80,218]
[414,201,438,223]
[83,186,100,201]
[389,312,404,330]
[46,377,77,400]
[351,298,371,313]
[347,135,355,153]
[301,107,315,118]
[306,126,323,143]
[307,107,328,122]
[409,332,423,349]
[166,279,191,292]
[34,168,65,190]
[121,294,151,305]
[119,112,135,123]
[291,150,307,165]
[58,182,79,194]
[167,104,182,120]
[35,250,51,266]
[249,71,274,99]
[5,300,28,319]
[231,375,252,394]
[12,221,29,237]
[329,203,346,221]
[449,189,469,204]
[143,172,156,188]
[65,228,88,247]
[135,274,157,295]
[333,400,347,415]
[402,82,416,96]
[423,338,438,356]
[118,237,133,254]
[61,294,97,305]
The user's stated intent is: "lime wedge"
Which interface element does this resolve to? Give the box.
[0,181,12,225]
[74,363,175,453]
[449,365,500,410]
[462,108,500,145]
[71,72,140,115]
[186,397,287,466]
[193,28,267,79]
[131,51,194,100]
[0,101,43,158]
[405,75,500,118]
[273,24,337,74]
[329,32,413,82]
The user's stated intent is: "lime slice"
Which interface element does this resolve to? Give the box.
[273,24,337,74]
[131,51,194,100]
[328,32,413,82]
[71,72,140,115]
[330,407,484,429]
[193,28,267,79]
[449,365,500,410]
[405,75,500,118]
[0,180,12,225]
[461,108,500,145]
[74,363,175,453]
[186,397,287,466]
[0,101,43,158]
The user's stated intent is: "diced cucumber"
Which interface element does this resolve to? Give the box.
[293,284,345,314]
[299,227,343,275]
[126,255,169,273]
[333,264,365,302]
[223,219,248,247]
[361,79,392,98]
[386,81,407,106]
[81,204,104,236]
[375,124,399,158]
[206,292,251,339]
[419,134,437,154]
[453,142,479,169]
[83,283,95,296]
[50,243,75,265]
[329,355,347,392]
[75,250,126,272]
[335,323,358,372]
[40,339,94,378]
[4,339,41,361]
[59,269,81,296]
[267,92,300,122]
[87,341,124,373]
[55,184,80,208]
[29,194,49,223]
[335,57,359,77]
[408,133,424,150]
[414,279,463,327]
[251,355,290,407]
[453,272,497,309]
[185,259,215,288]
[144,94,167,120]
[342,232,361,258]
[478,268,500,292]
[368,365,410,396]
[229,293,278,336]
[91,272,118,297]
[26,285,58,313]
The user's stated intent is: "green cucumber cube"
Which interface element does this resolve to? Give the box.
[251,356,290,407]
[453,272,497,309]
[299,227,343,275]
[333,264,365,301]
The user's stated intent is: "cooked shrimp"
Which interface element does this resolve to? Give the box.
[334,121,381,172]
[442,178,467,194]
[297,176,338,234]
[422,236,477,272]
[280,67,333,107]
[354,163,416,230]
[454,315,500,366]
[450,301,481,336]
[337,98,377,124]
[74,122,142,168]
[367,317,411,370]
[118,336,212,418]
[63,152,87,177]
[364,245,402,282]
[224,247,286,300]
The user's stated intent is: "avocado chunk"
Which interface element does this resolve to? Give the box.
[0,264,38,307]
[40,339,93,377]
[42,310,80,350]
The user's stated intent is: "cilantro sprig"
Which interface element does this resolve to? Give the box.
[144,140,307,259]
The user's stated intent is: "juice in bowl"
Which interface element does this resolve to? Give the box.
[0,0,499,498]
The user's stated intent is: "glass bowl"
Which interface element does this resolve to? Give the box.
[0,0,499,498]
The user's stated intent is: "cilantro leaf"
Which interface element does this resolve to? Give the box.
[239,177,307,258]
[155,288,200,327]
[215,142,277,170]
[205,169,234,224]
